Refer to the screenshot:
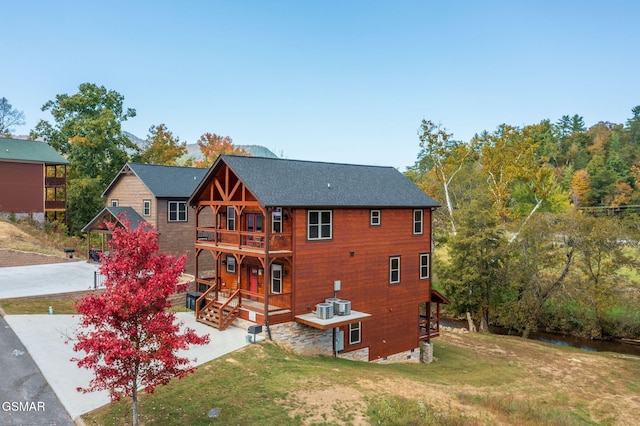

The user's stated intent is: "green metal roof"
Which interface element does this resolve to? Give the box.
[0,137,69,164]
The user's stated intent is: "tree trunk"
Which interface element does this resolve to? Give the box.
[132,387,139,426]
[466,311,477,332]
[479,309,489,332]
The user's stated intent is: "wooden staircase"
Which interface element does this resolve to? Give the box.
[196,289,241,331]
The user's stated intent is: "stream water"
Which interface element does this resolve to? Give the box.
[441,319,640,357]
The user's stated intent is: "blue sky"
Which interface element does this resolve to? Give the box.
[3,1,639,170]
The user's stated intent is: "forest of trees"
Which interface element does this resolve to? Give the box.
[3,84,640,341]
[407,109,640,340]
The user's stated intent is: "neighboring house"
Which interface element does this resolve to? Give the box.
[188,155,447,363]
[82,163,207,274]
[0,137,68,223]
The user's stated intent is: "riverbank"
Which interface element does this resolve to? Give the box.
[442,318,640,357]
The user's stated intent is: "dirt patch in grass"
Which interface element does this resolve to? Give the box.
[279,385,368,425]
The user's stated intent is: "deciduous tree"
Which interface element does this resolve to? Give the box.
[139,123,187,165]
[72,218,209,426]
[438,196,509,332]
[413,119,475,235]
[31,83,138,233]
[194,132,248,167]
[0,97,26,136]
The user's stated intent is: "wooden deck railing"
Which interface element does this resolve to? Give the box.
[195,227,293,252]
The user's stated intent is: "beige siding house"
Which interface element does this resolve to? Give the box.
[82,163,207,274]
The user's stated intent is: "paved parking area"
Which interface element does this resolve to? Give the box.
[0,261,99,299]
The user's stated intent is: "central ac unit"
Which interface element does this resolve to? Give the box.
[316,302,334,319]
[335,300,351,316]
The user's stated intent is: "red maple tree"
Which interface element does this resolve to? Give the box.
[72,218,209,426]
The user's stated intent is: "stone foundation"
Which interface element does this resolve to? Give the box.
[372,347,422,364]
[268,322,334,356]
[337,347,369,362]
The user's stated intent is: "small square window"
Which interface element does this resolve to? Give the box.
[111,199,119,207]
[308,210,332,240]
[370,210,381,226]
[168,201,187,222]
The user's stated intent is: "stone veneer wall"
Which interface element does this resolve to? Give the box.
[421,342,433,363]
[337,347,369,362]
[268,322,334,356]
[372,347,422,364]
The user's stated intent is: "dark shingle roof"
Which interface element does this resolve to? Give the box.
[81,206,146,233]
[0,137,69,164]
[103,163,208,199]
[196,155,439,208]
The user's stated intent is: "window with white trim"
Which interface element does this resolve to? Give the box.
[349,322,362,345]
[420,253,430,279]
[272,208,282,233]
[143,200,151,216]
[413,209,423,235]
[168,201,187,222]
[227,206,236,231]
[370,209,381,226]
[111,199,118,207]
[271,264,282,294]
[308,210,332,240]
[226,256,236,273]
[389,256,400,284]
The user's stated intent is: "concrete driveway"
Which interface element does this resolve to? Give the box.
[0,261,100,299]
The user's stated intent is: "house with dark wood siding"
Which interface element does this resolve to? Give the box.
[189,155,446,363]
[0,137,68,223]
[82,163,207,274]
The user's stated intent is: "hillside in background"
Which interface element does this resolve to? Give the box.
[124,130,278,161]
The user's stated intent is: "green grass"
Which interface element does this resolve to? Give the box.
[0,297,80,315]
[80,334,639,426]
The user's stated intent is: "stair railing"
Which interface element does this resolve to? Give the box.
[195,282,219,319]
[218,289,242,331]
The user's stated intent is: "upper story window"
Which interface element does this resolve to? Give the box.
[271,264,283,294]
[413,209,423,235]
[111,199,119,207]
[389,256,400,284]
[227,206,236,231]
[349,322,362,345]
[420,253,430,279]
[143,200,151,216]
[168,201,187,222]
[308,210,332,240]
[370,210,381,226]
[272,208,282,233]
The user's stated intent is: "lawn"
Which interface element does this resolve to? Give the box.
[80,332,640,425]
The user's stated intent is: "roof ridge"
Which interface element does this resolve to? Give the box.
[221,154,395,169]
